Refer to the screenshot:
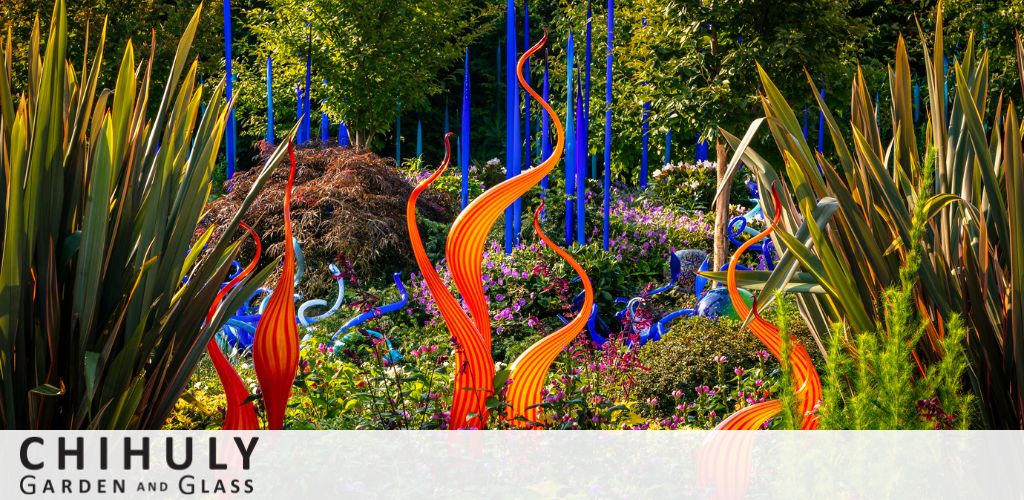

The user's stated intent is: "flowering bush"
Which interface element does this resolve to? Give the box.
[168,323,456,429]
[478,333,651,429]
[631,316,772,418]
[608,192,714,251]
[637,351,781,429]
[649,160,753,213]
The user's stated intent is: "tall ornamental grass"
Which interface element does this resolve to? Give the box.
[710,3,1023,428]
[0,0,294,429]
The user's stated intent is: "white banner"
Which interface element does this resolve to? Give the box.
[2,431,1022,499]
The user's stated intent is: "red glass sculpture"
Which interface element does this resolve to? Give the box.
[252,143,301,430]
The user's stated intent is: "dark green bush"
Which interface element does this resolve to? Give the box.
[633,316,765,417]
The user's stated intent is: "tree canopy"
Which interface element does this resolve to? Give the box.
[244,0,499,148]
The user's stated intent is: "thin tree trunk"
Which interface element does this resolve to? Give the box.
[709,15,729,271]
[351,130,375,150]
[713,140,730,271]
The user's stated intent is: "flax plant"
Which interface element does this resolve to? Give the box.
[707,2,1018,427]
[0,1,295,429]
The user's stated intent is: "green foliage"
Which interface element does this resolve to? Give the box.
[774,293,801,430]
[539,0,861,177]
[400,155,483,216]
[649,160,752,213]
[657,0,860,143]
[817,169,974,429]
[243,0,499,148]
[553,242,657,320]
[819,315,974,430]
[718,4,1023,428]
[171,320,456,430]
[0,1,293,429]
[162,360,229,430]
[632,316,765,417]
[291,327,453,430]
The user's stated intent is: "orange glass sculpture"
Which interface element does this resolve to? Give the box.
[206,222,261,430]
[505,202,594,426]
[445,30,563,350]
[252,143,301,430]
[407,133,494,429]
[406,31,591,429]
[715,185,821,430]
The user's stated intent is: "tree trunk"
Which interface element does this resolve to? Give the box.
[713,139,730,271]
[350,129,375,151]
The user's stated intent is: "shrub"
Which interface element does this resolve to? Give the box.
[724,5,1022,427]
[636,354,781,430]
[632,316,765,417]
[202,144,454,296]
[0,2,291,429]
[648,161,753,213]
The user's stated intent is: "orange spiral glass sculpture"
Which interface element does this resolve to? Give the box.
[252,143,301,430]
[406,30,592,429]
[206,222,261,430]
[714,185,821,430]
[504,202,593,426]
[407,133,494,429]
